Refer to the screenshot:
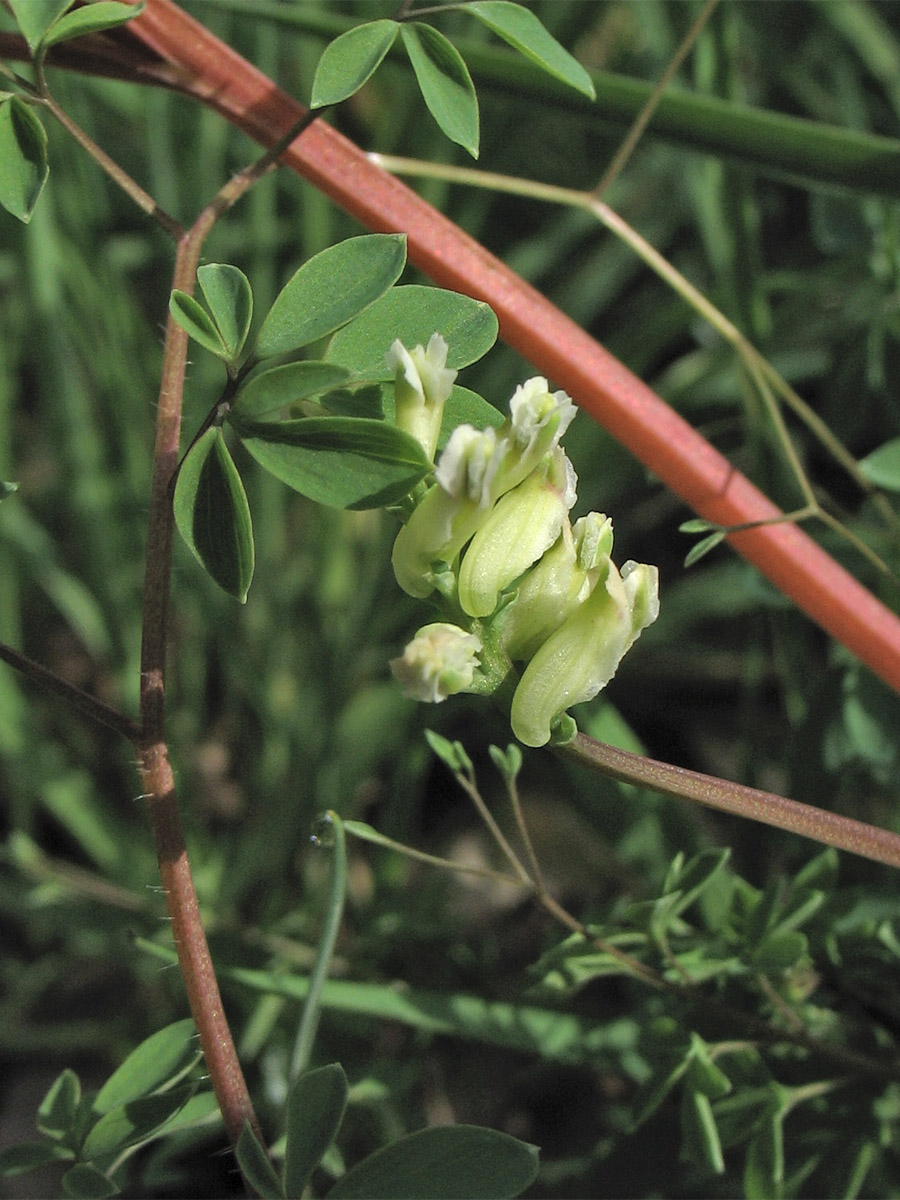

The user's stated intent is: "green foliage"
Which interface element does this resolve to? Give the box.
[38,2,145,52]
[311,21,400,109]
[0,96,49,222]
[173,428,255,602]
[0,1023,218,1198]
[326,1125,539,1199]
[7,0,74,51]
[254,234,407,360]
[233,415,431,510]
[464,1,595,99]
[400,23,480,159]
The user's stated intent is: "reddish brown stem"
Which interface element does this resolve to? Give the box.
[120,0,900,700]
[137,226,263,1156]
[565,733,900,871]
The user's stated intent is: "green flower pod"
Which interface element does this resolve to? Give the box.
[388,333,456,461]
[457,449,576,618]
[510,559,659,747]
[390,622,483,702]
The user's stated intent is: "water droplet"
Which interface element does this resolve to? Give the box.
[310,812,335,849]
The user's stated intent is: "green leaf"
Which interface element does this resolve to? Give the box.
[400,24,479,158]
[61,1163,119,1199]
[7,0,73,51]
[684,529,726,567]
[40,1,145,50]
[234,416,430,509]
[255,234,407,359]
[684,1034,732,1101]
[236,1123,284,1200]
[38,1069,81,1142]
[488,743,522,782]
[311,20,399,107]
[437,385,504,446]
[751,929,808,972]
[81,1086,196,1160]
[173,429,255,601]
[233,361,352,420]
[743,1106,785,1200]
[0,1142,72,1177]
[0,97,49,223]
[169,291,228,358]
[1,480,18,500]
[327,1125,539,1199]
[284,1064,349,1198]
[93,1020,198,1115]
[859,436,900,491]
[424,729,471,774]
[679,1089,725,1175]
[198,264,253,361]
[465,2,595,98]
[325,285,498,378]
[664,848,731,917]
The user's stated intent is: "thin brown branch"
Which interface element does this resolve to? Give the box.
[0,640,141,741]
[564,733,900,871]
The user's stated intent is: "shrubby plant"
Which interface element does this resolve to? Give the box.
[1,2,900,1198]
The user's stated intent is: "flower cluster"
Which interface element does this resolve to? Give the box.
[387,336,659,747]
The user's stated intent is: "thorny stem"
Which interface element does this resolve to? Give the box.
[135,106,323,1165]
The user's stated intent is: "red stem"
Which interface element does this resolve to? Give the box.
[123,0,900,697]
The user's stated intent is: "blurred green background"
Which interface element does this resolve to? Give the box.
[2,1,900,1195]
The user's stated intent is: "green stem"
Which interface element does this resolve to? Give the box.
[291,812,348,1081]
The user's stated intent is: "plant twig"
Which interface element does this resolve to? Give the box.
[593,0,721,197]
[0,640,142,741]
[563,733,900,871]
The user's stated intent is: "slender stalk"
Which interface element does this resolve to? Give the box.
[592,0,721,197]
[564,733,900,871]
[0,641,141,741]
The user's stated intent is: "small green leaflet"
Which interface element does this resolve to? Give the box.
[0,98,49,224]
[465,2,595,98]
[173,429,255,602]
[197,263,253,361]
[400,23,479,158]
[310,20,399,108]
[254,234,407,360]
[39,1,145,51]
[232,361,352,421]
[324,285,498,378]
[7,0,73,52]
[232,415,431,510]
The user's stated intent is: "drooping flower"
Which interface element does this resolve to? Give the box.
[493,511,614,661]
[457,448,577,618]
[509,559,659,748]
[390,622,483,703]
[387,333,456,461]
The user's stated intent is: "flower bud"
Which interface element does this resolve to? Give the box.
[390,623,483,703]
[387,333,456,461]
[457,449,576,618]
[494,512,614,661]
[510,559,659,747]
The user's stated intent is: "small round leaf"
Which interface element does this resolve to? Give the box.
[198,263,253,361]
